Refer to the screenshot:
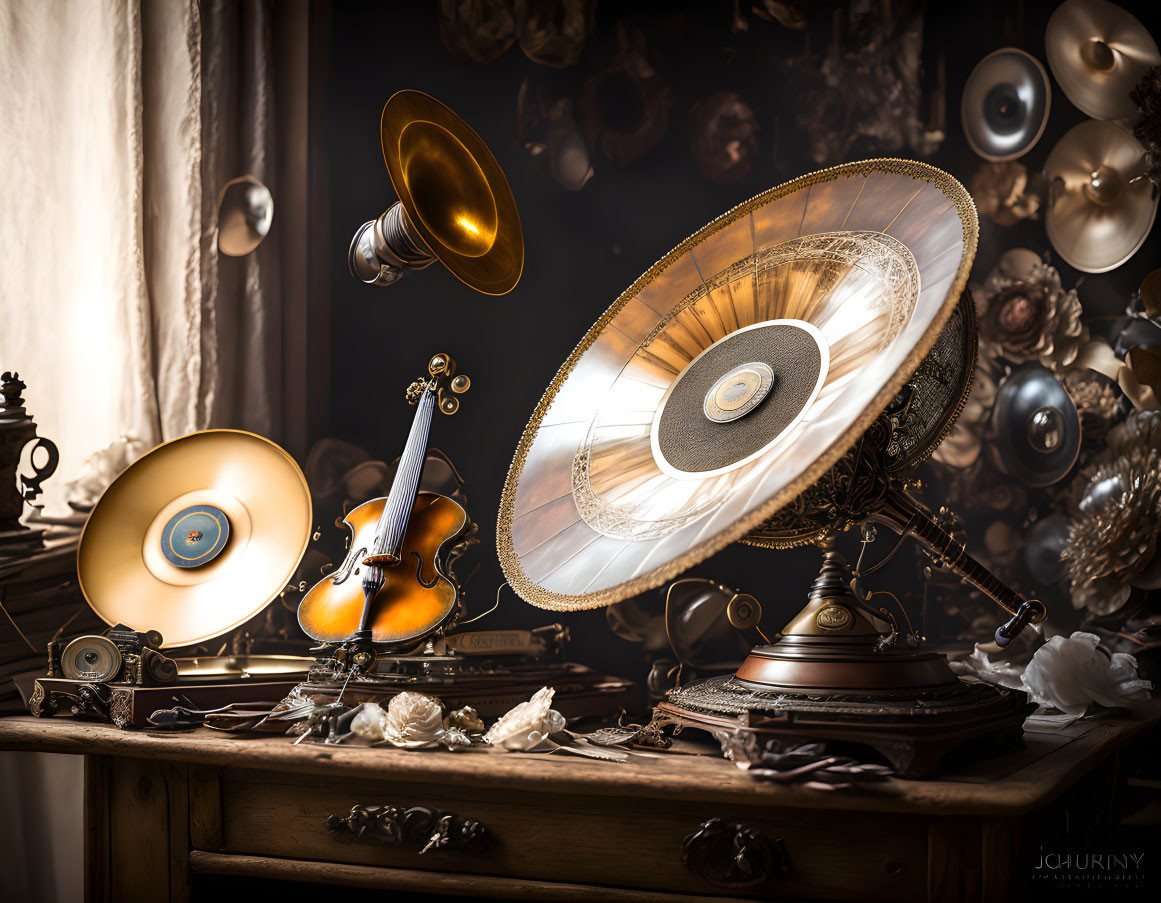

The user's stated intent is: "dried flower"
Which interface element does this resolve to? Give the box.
[970,161,1043,226]
[977,251,1087,372]
[444,705,487,733]
[579,25,671,166]
[931,349,1001,468]
[1064,369,1123,449]
[785,2,942,164]
[515,0,595,68]
[950,627,1045,691]
[687,92,759,183]
[351,694,448,749]
[350,702,390,740]
[1130,65,1161,185]
[1020,631,1152,716]
[1106,409,1161,455]
[484,686,565,751]
[438,0,516,65]
[1063,450,1161,615]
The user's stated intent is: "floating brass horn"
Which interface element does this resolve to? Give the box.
[961,48,1051,162]
[349,90,524,295]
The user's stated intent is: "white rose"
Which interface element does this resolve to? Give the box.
[1022,632,1153,716]
[350,702,389,740]
[484,687,566,751]
[382,692,446,748]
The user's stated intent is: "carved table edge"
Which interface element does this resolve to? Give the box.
[2,713,1158,816]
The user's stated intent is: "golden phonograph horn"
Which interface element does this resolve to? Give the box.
[77,430,313,649]
[1046,0,1160,120]
[497,159,1046,735]
[961,48,1051,162]
[1043,119,1159,273]
[348,90,524,295]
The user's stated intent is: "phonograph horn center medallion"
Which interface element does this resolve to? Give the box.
[704,362,775,421]
[160,504,230,568]
[651,319,830,480]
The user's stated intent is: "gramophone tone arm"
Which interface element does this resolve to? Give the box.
[872,489,1046,646]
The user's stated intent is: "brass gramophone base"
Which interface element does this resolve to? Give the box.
[657,675,1032,778]
[733,545,963,695]
[653,546,1034,777]
[735,639,960,695]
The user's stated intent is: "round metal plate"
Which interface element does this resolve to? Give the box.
[78,430,312,649]
[961,48,1051,162]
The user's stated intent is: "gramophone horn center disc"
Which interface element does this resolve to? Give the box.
[704,362,775,422]
[652,319,829,479]
[160,504,230,568]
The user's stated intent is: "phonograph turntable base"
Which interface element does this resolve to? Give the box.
[28,677,302,729]
[656,675,1034,778]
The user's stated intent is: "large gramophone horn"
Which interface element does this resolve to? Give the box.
[499,160,1045,707]
[1046,0,1160,120]
[961,48,1051,162]
[78,431,312,648]
[349,90,523,295]
[1044,119,1158,273]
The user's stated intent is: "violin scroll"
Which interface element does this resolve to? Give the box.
[420,353,470,416]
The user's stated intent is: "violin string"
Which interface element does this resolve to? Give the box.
[373,386,435,557]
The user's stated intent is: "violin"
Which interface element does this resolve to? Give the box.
[298,354,473,648]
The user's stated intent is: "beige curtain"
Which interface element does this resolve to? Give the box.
[0,0,307,513]
[0,3,307,900]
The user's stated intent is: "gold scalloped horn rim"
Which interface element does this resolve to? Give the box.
[497,158,979,611]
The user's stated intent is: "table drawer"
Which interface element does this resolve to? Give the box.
[196,765,927,900]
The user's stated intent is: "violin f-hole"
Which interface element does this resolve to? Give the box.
[411,550,438,588]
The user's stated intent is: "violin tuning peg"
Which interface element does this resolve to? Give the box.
[429,353,454,376]
[439,395,460,415]
[450,374,470,394]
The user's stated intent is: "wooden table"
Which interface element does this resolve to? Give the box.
[0,713,1155,902]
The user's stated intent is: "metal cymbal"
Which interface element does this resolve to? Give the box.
[991,364,1082,487]
[1044,120,1157,273]
[377,90,523,295]
[1046,0,1160,120]
[498,160,976,611]
[78,430,312,648]
[962,48,1051,162]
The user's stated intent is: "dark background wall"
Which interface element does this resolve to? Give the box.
[313,0,1161,680]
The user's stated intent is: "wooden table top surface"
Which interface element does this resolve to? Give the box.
[4,711,1158,816]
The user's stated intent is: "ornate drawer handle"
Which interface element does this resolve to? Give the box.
[325,805,488,854]
[681,818,787,888]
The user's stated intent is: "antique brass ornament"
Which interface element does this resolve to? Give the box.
[1045,0,1161,120]
[348,90,523,295]
[77,430,312,648]
[217,175,274,256]
[498,159,1045,735]
[1043,120,1158,273]
[961,48,1051,162]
